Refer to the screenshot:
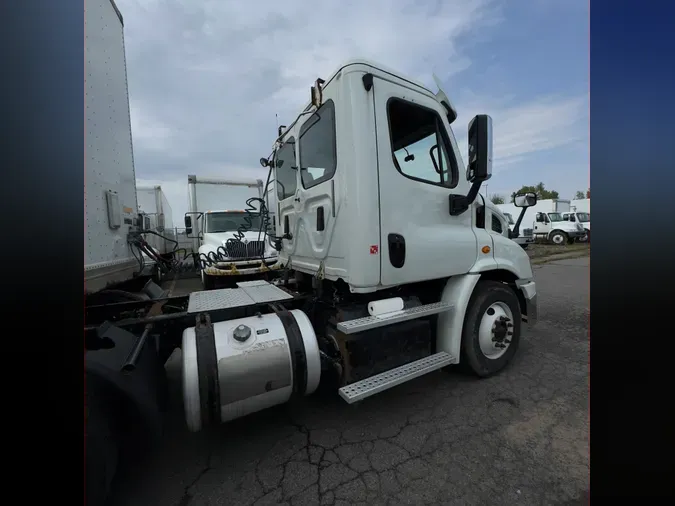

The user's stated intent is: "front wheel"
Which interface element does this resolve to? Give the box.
[549,231,568,245]
[460,280,522,378]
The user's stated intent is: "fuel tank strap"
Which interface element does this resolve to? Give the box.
[273,307,308,398]
[194,312,221,427]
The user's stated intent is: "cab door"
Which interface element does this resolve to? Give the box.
[534,212,551,236]
[371,75,477,287]
[275,96,339,272]
[274,137,299,257]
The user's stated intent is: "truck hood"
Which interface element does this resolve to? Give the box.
[553,221,584,232]
[202,230,269,248]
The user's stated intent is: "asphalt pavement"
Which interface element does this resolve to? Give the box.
[110,257,589,506]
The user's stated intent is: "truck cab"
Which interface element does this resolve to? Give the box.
[533,211,585,245]
[184,175,280,289]
[561,211,590,242]
[192,209,279,289]
[273,61,538,293]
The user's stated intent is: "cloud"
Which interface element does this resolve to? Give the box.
[114,0,587,216]
[452,92,588,172]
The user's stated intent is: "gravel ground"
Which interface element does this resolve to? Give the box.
[527,243,589,259]
[110,257,589,506]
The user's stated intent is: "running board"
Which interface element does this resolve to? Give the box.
[338,352,454,404]
[336,301,453,334]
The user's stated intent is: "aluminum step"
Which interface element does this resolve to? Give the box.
[187,281,292,314]
[336,301,452,334]
[338,352,454,404]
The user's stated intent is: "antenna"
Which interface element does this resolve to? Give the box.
[275,113,279,130]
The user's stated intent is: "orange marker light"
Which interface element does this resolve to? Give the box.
[481,246,491,254]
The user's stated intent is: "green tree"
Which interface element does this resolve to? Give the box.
[574,190,586,199]
[490,194,505,205]
[511,182,559,202]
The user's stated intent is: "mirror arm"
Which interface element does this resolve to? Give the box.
[512,208,527,239]
[449,181,482,216]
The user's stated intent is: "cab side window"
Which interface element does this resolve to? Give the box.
[275,138,297,201]
[299,100,337,189]
[387,98,459,188]
[476,205,485,229]
[491,214,503,234]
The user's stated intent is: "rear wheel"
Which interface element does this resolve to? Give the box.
[461,280,522,377]
[85,388,119,506]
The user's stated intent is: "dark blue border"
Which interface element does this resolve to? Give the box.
[1,0,84,489]
[591,0,675,498]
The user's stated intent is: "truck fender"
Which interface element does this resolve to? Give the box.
[547,229,566,240]
[436,273,481,363]
[86,322,167,447]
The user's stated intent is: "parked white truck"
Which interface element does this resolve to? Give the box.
[84,14,539,504]
[564,199,590,242]
[184,175,280,289]
[497,198,585,245]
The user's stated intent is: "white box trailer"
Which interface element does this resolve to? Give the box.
[571,198,590,213]
[84,0,140,294]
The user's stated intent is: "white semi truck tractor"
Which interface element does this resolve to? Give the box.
[184,175,280,289]
[84,17,539,503]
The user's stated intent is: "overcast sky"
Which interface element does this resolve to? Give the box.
[119,0,589,225]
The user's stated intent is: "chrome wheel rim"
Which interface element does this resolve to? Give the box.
[478,302,514,359]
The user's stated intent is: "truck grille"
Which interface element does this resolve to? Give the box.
[523,228,533,237]
[225,240,265,259]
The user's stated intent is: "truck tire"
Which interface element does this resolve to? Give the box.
[460,280,522,378]
[201,270,216,290]
[549,231,568,245]
[85,389,119,506]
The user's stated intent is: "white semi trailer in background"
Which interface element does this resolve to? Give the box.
[84,5,539,503]
[184,175,280,289]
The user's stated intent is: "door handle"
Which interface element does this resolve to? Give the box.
[316,206,325,231]
[388,233,406,268]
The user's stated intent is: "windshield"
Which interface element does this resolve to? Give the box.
[548,213,563,222]
[503,213,515,225]
[204,212,262,233]
[577,212,590,223]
